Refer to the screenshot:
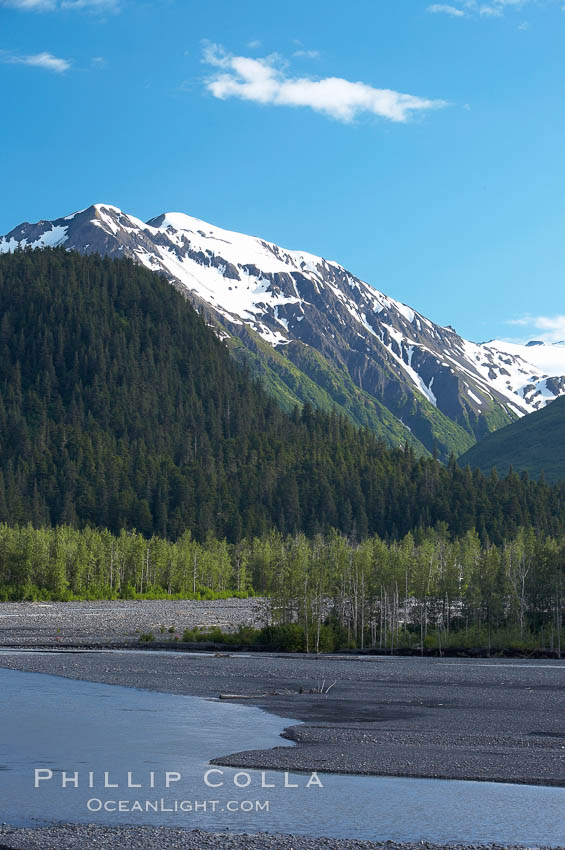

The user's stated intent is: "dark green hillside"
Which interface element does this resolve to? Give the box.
[459,396,565,483]
[222,310,476,462]
[1,248,565,544]
[226,329,434,456]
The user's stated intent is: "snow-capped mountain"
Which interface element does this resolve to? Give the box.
[3,203,564,459]
[480,339,565,409]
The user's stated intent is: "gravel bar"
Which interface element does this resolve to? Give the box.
[0,599,268,646]
[3,602,565,849]
[1,826,562,850]
[2,642,565,785]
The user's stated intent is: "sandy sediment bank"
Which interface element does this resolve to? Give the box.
[1,825,562,850]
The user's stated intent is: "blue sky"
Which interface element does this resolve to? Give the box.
[1,0,565,344]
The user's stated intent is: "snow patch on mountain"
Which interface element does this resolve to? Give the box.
[0,224,68,252]
[487,339,565,378]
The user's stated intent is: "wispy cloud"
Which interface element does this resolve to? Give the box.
[1,50,71,71]
[0,0,53,7]
[427,4,465,16]
[479,5,504,16]
[428,0,550,18]
[506,314,565,343]
[61,0,119,8]
[292,39,320,59]
[0,0,119,10]
[293,48,320,59]
[201,43,447,124]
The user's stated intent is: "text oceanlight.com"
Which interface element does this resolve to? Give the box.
[85,798,270,813]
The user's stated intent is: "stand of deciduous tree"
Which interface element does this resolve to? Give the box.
[0,523,562,654]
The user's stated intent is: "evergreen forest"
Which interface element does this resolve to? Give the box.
[1,248,565,546]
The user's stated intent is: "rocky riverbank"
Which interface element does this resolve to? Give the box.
[3,602,565,849]
[1,641,565,786]
[1,825,562,850]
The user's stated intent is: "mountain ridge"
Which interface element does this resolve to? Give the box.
[3,202,565,460]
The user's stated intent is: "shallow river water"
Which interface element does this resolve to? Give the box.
[1,667,565,845]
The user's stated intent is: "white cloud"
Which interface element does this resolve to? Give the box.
[428,0,553,18]
[202,43,447,124]
[292,39,320,58]
[61,0,118,7]
[427,4,466,16]
[293,49,320,59]
[1,50,71,71]
[0,0,119,9]
[506,315,565,343]
[478,0,530,8]
[0,0,56,7]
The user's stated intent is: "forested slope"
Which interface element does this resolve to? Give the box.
[0,248,564,544]
[459,395,565,483]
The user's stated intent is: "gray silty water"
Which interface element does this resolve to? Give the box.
[2,668,565,845]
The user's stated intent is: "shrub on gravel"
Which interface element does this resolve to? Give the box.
[138,632,155,642]
[180,623,337,653]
